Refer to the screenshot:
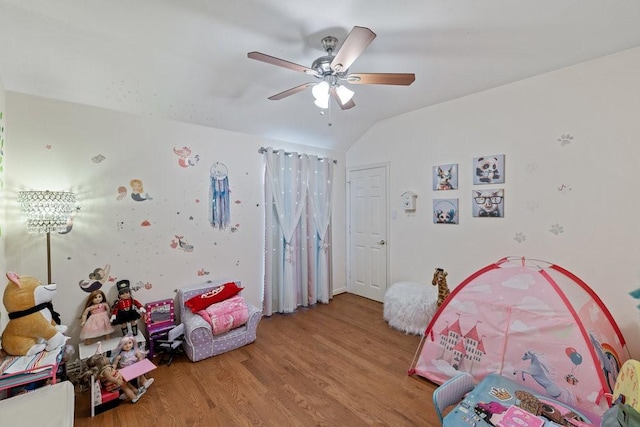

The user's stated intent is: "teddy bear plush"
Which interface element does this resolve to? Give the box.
[1,272,69,356]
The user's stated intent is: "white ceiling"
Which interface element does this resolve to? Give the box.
[1,1,640,152]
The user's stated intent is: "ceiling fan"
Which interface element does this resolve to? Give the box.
[248,26,415,110]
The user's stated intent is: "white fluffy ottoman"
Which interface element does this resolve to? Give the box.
[383,282,438,335]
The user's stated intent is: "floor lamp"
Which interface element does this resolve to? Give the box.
[18,190,76,284]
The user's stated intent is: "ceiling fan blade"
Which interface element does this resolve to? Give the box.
[329,87,356,110]
[330,26,376,73]
[248,52,316,75]
[347,73,416,86]
[267,82,315,100]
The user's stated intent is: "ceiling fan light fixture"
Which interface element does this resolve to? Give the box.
[312,81,329,100]
[335,84,355,104]
[314,97,329,109]
[312,81,330,109]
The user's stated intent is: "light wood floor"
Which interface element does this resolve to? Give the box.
[73,293,439,426]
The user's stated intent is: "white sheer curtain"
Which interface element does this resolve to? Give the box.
[307,155,333,304]
[263,148,334,315]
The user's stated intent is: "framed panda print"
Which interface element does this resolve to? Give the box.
[473,154,505,185]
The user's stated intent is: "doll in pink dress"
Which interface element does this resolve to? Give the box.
[80,290,116,345]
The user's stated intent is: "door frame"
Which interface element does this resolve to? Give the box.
[346,162,390,300]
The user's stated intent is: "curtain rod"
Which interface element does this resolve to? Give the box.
[258,147,337,164]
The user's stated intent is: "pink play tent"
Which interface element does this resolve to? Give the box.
[410,256,630,415]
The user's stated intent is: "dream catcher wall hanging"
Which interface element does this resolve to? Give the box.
[210,162,230,230]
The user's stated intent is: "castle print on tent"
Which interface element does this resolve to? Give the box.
[409,256,630,416]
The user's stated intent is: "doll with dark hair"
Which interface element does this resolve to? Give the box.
[110,280,145,336]
[82,353,146,403]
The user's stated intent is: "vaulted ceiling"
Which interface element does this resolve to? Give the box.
[1,1,640,152]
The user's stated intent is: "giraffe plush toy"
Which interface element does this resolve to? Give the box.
[432,268,450,307]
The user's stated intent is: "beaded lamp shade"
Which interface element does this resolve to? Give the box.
[18,190,76,233]
[18,190,76,283]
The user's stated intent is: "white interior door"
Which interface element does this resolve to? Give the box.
[347,164,388,302]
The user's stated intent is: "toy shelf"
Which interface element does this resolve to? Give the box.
[78,334,146,360]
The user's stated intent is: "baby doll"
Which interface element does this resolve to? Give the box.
[110,280,145,336]
[111,335,154,392]
[80,290,116,345]
[82,353,146,403]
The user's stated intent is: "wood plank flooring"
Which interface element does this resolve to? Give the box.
[73,293,439,426]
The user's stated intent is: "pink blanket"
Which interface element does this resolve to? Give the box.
[197,295,249,335]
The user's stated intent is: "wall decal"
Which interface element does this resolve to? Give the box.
[473,154,505,185]
[514,232,527,243]
[116,186,127,200]
[130,179,153,201]
[91,154,106,163]
[557,184,572,195]
[58,206,79,234]
[210,162,230,230]
[78,264,111,293]
[173,146,200,167]
[131,281,145,292]
[558,134,574,146]
[170,235,194,252]
[550,223,565,235]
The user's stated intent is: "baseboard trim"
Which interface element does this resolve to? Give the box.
[333,287,347,295]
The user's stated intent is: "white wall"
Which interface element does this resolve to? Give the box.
[0,75,6,331]
[347,46,640,358]
[2,93,346,350]
[4,45,640,360]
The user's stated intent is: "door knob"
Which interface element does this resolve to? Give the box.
[377,240,386,245]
